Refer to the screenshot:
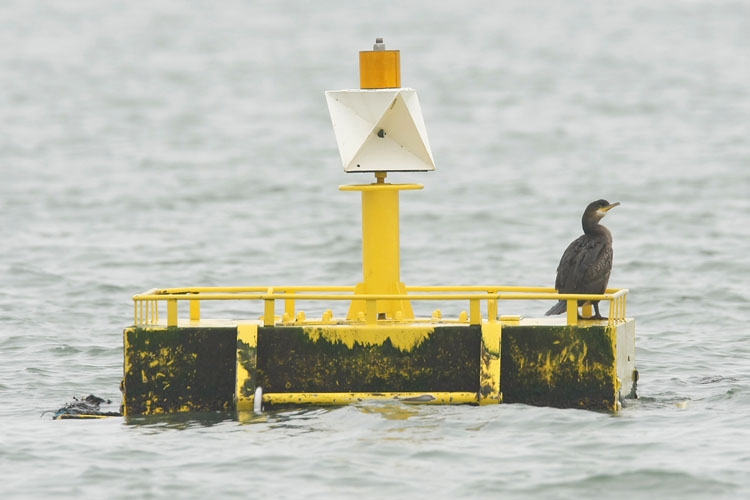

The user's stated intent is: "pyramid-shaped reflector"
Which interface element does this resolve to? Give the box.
[325,88,435,172]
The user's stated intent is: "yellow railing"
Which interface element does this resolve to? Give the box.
[132,285,629,328]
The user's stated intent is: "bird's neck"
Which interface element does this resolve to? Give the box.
[583,222,610,237]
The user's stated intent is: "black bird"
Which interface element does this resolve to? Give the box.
[545,199,620,320]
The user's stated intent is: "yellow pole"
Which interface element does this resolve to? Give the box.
[362,177,399,296]
[340,181,421,320]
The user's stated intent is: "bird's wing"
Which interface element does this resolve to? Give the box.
[578,242,613,293]
[555,236,613,294]
[554,235,587,291]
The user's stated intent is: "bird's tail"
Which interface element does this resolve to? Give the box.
[545,300,567,316]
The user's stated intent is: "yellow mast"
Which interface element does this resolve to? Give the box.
[341,39,420,320]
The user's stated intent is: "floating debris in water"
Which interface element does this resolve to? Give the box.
[45,394,123,420]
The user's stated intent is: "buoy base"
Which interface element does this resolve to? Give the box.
[121,318,635,416]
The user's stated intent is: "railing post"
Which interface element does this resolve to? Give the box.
[566,299,578,325]
[488,299,498,323]
[190,298,200,321]
[167,299,178,327]
[469,299,481,325]
[264,299,275,326]
[582,303,593,318]
[263,287,275,326]
[285,291,295,320]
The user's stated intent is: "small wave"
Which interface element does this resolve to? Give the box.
[694,375,739,385]
[532,468,739,499]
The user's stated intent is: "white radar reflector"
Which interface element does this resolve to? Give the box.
[325,88,435,172]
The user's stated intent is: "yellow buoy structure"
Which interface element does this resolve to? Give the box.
[327,37,434,321]
[121,39,637,417]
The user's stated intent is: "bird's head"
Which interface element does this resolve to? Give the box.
[586,199,620,222]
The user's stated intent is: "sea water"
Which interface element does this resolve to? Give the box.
[1,1,749,498]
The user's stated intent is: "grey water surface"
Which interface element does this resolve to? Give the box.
[1,1,749,499]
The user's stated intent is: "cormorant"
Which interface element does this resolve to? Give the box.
[545,199,620,320]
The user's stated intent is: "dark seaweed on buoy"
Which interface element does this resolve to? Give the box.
[44,394,122,420]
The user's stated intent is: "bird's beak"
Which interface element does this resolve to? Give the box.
[602,202,620,212]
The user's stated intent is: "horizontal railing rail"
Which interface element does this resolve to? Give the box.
[133,285,629,328]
